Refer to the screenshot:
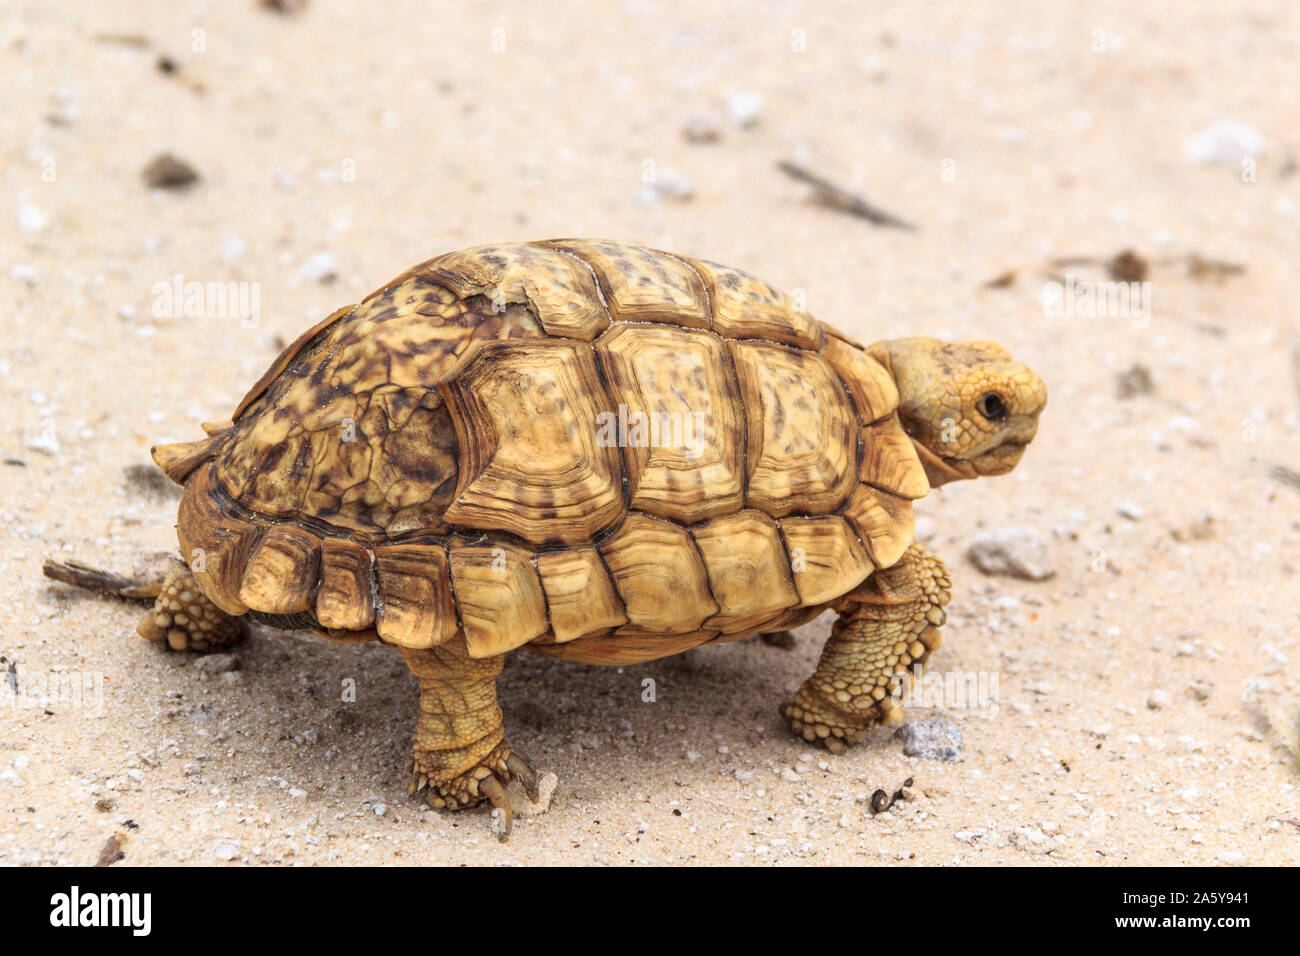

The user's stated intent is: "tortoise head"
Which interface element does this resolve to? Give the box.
[868,337,1047,487]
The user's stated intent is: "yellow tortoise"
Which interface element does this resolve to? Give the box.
[47,239,1046,836]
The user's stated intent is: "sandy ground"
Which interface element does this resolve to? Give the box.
[2,0,1298,866]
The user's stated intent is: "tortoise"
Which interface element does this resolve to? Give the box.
[45,239,1046,836]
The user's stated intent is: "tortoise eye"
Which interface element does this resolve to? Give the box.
[976,392,1007,421]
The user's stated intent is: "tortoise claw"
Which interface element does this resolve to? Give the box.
[506,752,540,803]
[480,775,512,842]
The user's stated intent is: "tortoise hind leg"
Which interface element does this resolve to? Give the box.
[45,557,245,652]
[781,543,950,753]
[401,638,538,840]
[135,563,246,652]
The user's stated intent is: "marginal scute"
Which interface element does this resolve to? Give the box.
[373,543,457,649]
[779,515,874,605]
[823,335,899,424]
[426,242,610,340]
[691,511,799,633]
[441,339,624,544]
[537,549,627,643]
[594,324,743,522]
[689,258,824,350]
[448,544,548,658]
[599,513,719,633]
[238,524,321,615]
[728,340,857,516]
[859,414,929,500]
[175,462,257,615]
[316,538,375,630]
[548,239,711,328]
[152,436,221,485]
[843,485,915,569]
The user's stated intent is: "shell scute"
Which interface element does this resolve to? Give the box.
[594,324,743,523]
[548,239,711,328]
[728,340,857,516]
[689,258,825,350]
[599,513,719,634]
[373,543,457,648]
[316,538,375,630]
[691,511,799,633]
[448,544,548,658]
[440,339,624,545]
[237,524,321,615]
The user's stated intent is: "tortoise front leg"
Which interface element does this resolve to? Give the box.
[401,638,538,839]
[781,543,950,753]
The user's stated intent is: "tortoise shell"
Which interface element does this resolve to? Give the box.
[153,240,928,665]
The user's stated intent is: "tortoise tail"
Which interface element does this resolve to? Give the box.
[42,559,165,603]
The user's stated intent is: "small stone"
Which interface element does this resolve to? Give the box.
[1185,120,1267,165]
[143,153,200,189]
[8,264,40,286]
[24,426,60,455]
[1187,678,1213,701]
[1147,689,1171,710]
[17,203,47,235]
[212,842,239,861]
[966,527,1056,580]
[1108,249,1149,282]
[371,802,387,816]
[1116,364,1154,399]
[681,111,723,144]
[298,251,337,284]
[726,91,764,128]
[1116,502,1145,521]
[1218,851,1245,865]
[506,770,559,818]
[288,787,307,799]
[893,718,962,761]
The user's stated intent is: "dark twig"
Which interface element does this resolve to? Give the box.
[777,161,916,231]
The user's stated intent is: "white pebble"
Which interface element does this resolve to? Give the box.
[726,91,764,128]
[17,203,47,235]
[1185,120,1267,165]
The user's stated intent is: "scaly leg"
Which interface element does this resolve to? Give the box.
[135,562,246,652]
[44,557,244,652]
[781,543,951,753]
[402,638,538,839]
